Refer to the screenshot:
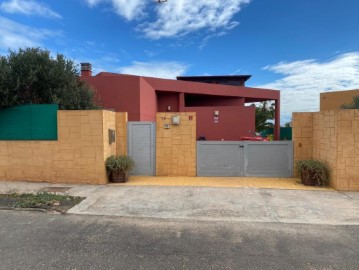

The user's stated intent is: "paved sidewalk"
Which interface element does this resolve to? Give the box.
[67,186,359,225]
[0,180,357,225]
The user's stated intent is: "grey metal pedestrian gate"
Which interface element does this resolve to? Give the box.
[127,122,156,176]
[197,141,293,177]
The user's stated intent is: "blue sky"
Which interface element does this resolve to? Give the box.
[0,0,358,123]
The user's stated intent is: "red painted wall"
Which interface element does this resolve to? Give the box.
[139,78,157,121]
[157,92,180,112]
[83,75,141,121]
[184,106,256,141]
[82,73,279,139]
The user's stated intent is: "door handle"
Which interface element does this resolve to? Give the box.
[238,145,244,148]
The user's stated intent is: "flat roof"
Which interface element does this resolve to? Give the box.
[177,75,252,81]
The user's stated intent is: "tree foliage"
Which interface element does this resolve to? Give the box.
[340,95,359,109]
[255,101,274,132]
[0,47,98,109]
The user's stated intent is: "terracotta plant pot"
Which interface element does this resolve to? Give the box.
[301,170,316,186]
[110,171,129,183]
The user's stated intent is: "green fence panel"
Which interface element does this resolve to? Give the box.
[280,127,292,140]
[263,127,292,141]
[0,104,58,140]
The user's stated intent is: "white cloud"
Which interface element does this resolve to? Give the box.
[85,0,102,7]
[0,16,59,50]
[117,61,188,79]
[84,0,250,39]
[141,0,250,39]
[84,0,146,21]
[257,52,359,121]
[144,50,158,58]
[199,31,226,50]
[0,0,61,19]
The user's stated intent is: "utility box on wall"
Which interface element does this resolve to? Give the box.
[171,115,180,125]
[108,129,116,144]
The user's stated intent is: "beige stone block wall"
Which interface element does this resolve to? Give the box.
[336,110,359,190]
[0,110,119,185]
[103,110,116,157]
[292,109,359,191]
[115,112,128,155]
[292,112,314,165]
[102,110,117,170]
[312,111,338,188]
[156,112,196,176]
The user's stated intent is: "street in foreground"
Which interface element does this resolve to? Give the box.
[0,211,358,270]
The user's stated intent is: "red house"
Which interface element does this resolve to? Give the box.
[81,63,280,140]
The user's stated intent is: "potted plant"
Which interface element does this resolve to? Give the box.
[295,159,329,186]
[105,155,135,183]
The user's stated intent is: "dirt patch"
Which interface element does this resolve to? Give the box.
[40,187,72,193]
[0,192,85,213]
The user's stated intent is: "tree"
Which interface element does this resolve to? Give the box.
[255,101,274,132]
[0,47,98,109]
[340,95,359,109]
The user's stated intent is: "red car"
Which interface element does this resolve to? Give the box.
[239,132,269,141]
[239,136,268,141]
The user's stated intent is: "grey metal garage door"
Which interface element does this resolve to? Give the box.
[197,141,293,177]
[127,122,156,176]
[244,141,293,177]
[197,141,244,176]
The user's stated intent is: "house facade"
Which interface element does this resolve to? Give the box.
[320,89,359,111]
[81,63,280,140]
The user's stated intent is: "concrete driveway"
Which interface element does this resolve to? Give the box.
[67,185,359,225]
[1,181,358,225]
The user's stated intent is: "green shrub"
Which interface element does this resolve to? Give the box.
[105,155,135,173]
[295,159,329,186]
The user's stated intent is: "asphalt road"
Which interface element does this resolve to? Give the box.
[0,211,358,270]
